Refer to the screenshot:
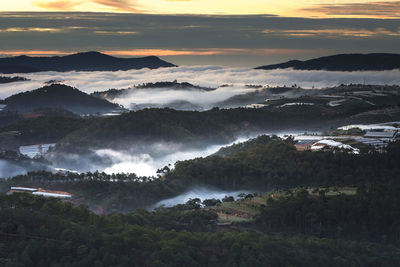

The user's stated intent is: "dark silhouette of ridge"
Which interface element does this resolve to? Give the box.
[255,53,400,71]
[0,51,176,73]
[4,84,123,115]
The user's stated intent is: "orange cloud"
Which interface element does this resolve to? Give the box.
[0,48,315,57]
[94,30,140,35]
[0,50,71,56]
[302,1,400,18]
[102,48,315,56]
[262,28,400,38]
[93,0,141,12]
[34,0,80,10]
[0,27,63,33]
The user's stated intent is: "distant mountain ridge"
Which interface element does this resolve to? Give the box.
[4,84,123,115]
[0,52,176,73]
[255,53,400,71]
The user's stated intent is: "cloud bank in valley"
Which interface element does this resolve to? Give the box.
[1,67,400,109]
[94,137,252,177]
[153,187,251,208]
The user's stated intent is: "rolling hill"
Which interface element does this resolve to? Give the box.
[4,84,123,115]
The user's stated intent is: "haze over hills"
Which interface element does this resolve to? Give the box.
[3,84,123,115]
[0,51,176,73]
[256,53,400,71]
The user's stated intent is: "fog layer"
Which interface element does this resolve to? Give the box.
[153,187,251,208]
[1,67,400,109]
[91,137,251,176]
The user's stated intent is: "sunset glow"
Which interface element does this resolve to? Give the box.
[1,0,400,18]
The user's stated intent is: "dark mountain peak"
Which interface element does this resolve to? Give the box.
[256,53,400,71]
[65,51,114,60]
[0,52,176,73]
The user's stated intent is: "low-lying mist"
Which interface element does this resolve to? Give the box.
[153,187,252,208]
[0,160,28,178]
[48,136,253,177]
[0,159,52,179]
[2,66,400,106]
[46,130,307,177]
[113,85,251,110]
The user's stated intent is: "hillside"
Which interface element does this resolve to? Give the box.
[56,107,337,151]
[59,85,400,151]
[4,84,123,115]
[1,193,399,266]
[2,140,400,266]
[255,53,400,71]
[91,81,215,101]
[0,51,176,73]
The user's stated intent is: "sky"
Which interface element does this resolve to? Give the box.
[0,1,399,66]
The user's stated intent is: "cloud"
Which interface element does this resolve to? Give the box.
[112,85,253,109]
[45,137,253,176]
[94,136,253,176]
[262,28,400,38]
[93,0,141,12]
[302,1,400,18]
[103,48,314,56]
[0,160,28,178]
[34,0,81,10]
[154,187,250,208]
[1,13,399,67]
[1,66,400,103]
[94,31,140,35]
[0,50,70,56]
[0,27,63,33]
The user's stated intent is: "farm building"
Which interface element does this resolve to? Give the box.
[8,187,38,193]
[294,140,315,151]
[364,130,399,139]
[7,186,72,199]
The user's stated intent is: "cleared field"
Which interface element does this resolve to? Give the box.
[212,187,357,224]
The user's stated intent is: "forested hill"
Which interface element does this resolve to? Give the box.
[92,81,215,101]
[1,193,400,266]
[2,140,400,265]
[4,84,122,115]
[5,138,400,212]
[0,51,176,73]
[255,53,400,71]
[57,107,335,151]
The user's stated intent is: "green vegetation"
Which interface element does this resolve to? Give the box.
[257,185,400,244]
[4,138,400,214]
[4,84,122,115]
[57,107,337,151]
[2,137,400,265]
[168,138,400,190]
[1,171,185,213]
[92,81,215,101]
[1,193,400,266]
[0,112,85,145]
